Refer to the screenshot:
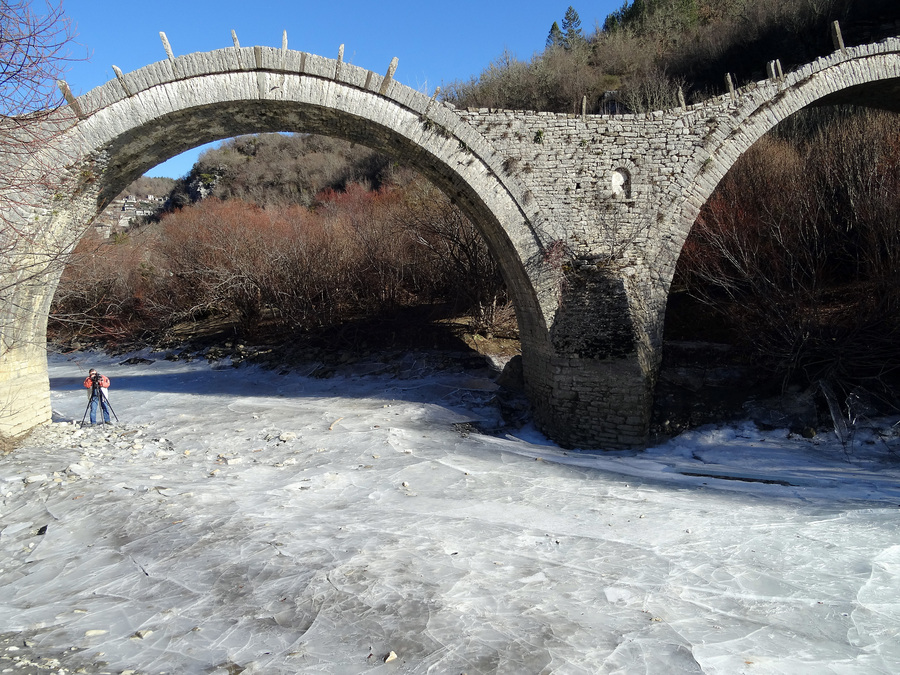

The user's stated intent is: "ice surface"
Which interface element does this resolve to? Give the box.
[1,351,899,673]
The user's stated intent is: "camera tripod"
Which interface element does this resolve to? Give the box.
[80,379,119,426]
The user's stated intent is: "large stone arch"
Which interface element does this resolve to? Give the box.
[0,46,563,437]
[67,46,562,330]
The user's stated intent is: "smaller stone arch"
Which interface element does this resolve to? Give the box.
[677,39,900,251]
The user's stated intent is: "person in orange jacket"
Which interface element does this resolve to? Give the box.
[83,368,112,424]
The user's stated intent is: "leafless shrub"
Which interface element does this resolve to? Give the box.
[443,45,618,115]
[389,177,510,334]
[50,175,513,346]
[618,67,686,113]
[675,107,900,408]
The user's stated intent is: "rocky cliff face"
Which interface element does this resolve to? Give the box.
[163,166,225,211]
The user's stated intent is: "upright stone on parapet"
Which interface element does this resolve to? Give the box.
[832,20,846,53]
[253,46,265,98]
[335,44,344,79]
[725,73,736,100]
[379,57,399,95]
[111,66,132,96]
[56,80,85,119]
[230,31,243,69]
[159,32,177,74]
[424,86,441,117]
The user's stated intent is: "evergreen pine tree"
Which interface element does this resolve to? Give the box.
[546,21,564,48]
[561,6,584,49]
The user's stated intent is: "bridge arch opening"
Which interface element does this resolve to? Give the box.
[94,97,552,345]
[660,104,900,434]
[52,129,518,361]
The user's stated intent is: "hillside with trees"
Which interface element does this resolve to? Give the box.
[164,134,393,210]
[120,176,175,200]
[445,0,898,113]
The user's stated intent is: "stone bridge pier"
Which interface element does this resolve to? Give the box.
[2,34,899,448]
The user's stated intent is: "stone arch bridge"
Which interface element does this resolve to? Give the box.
[2,34,899,447]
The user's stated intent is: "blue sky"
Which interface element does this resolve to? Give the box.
[60,0,621,178]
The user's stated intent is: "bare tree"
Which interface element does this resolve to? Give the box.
[1,0,77,217]
[1,1,79,348]
[1,1,74,115]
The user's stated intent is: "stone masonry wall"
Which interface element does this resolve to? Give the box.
[0,345,51,438]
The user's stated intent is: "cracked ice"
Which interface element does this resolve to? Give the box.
[1,351,899,673]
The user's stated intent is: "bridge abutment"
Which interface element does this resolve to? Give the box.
[0,344,52,438]
[0,265,57,438]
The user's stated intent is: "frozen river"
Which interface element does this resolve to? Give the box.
[1,350,899,673]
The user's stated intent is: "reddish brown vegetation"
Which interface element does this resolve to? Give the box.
[50,175,509,348]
